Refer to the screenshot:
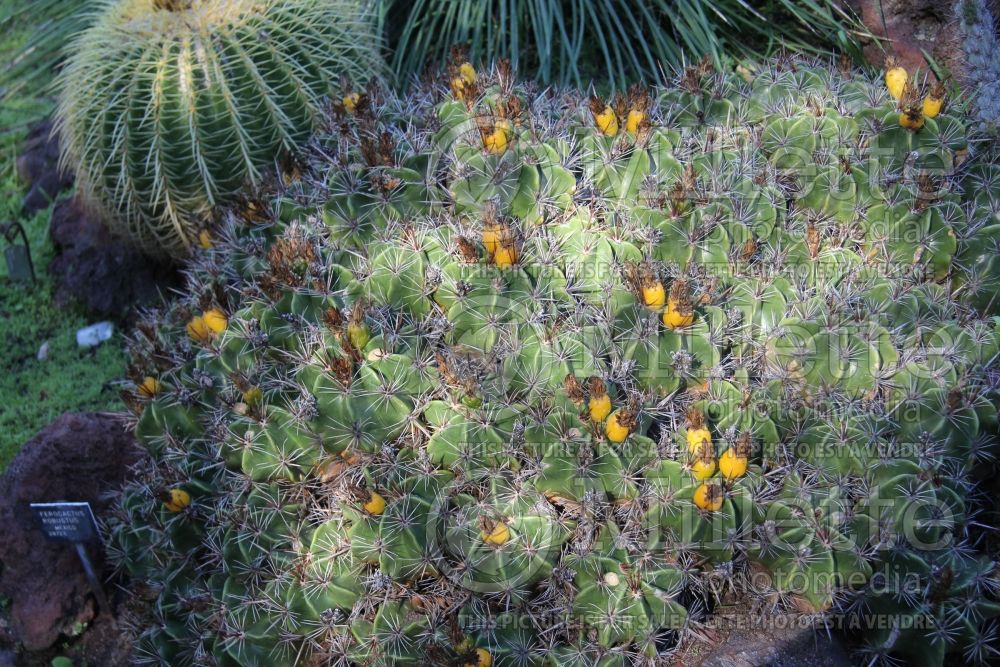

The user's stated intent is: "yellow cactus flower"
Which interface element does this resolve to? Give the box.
[588,377,612,422]
[343,92,360,114]
[186,315,212,343]
[164,488,191,512]
[885,58,907,100]
[452,77,468,101]
[138,376,160,399]
[693,482,724,512]
[364,491,386,515]
[203,308,228,334]
[625,108,645,134]
[481,520,510,545]
[198,229,212,249]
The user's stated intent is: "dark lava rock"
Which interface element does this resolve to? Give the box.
[846,0,1000,76]
[48,196,179,319]
[0,413,147,652]
[15,120,73,217]
[680,607,852,667]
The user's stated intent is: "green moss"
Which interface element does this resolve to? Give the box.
[0,3,125,471]
[0,275,124,469]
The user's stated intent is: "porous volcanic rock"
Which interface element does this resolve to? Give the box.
[0,412,147,652]
[846,0,1000,77]
[48,196,178,319]
[16,120,73,217]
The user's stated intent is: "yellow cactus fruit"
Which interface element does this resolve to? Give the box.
[605,408,634,443]
[464,648,493,667]
[459,62,477,85]
[203,308,228,334]
[480,519,511,545]
[693,482,724,512]
[164,488,191,512]
[642,282,666,308]
[720,432,752,480]
[719,448,749,480]
[641,274,666,308]
[242,387,263,406]
[662,279,695,329]
[625,261,665,308]
[138,376,160,398]
[923,82,945,119]
[491,243,519,268]
[898,81,925,131]
[624,84,651,134]
[186,315,212,343]
[482,119,513,155]
[343,92,360,114]
[900,109,925,130]
[348,305,370,351]
[625,108,645,134]
[483,214,519,268]
[885,58,907,100]
[685,407,712,454]
[593,104,619,136]
[588,377,612,422]
[198,229,212,249]
[588,95,619,135]
[482,222,503,257]
[363,491,386,515]
[690,442,717,481]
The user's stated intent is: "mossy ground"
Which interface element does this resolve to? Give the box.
[0,2,124,470]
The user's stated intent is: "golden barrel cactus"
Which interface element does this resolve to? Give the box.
[57,0,382,256]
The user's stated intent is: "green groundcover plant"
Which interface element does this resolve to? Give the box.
[110,54,1000,666]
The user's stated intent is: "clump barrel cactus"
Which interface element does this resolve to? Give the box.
[56,0,382,257]
[111,54,1000,666]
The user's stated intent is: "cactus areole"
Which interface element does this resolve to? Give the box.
[115,55,1000,666]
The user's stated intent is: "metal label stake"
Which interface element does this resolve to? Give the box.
[30,502,110,615]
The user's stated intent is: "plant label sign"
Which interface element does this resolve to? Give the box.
[30,502,99,543]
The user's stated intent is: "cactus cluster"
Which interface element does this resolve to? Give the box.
[110,53,1000,666]
[957,0,1000,135]
[56,0,382,257]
